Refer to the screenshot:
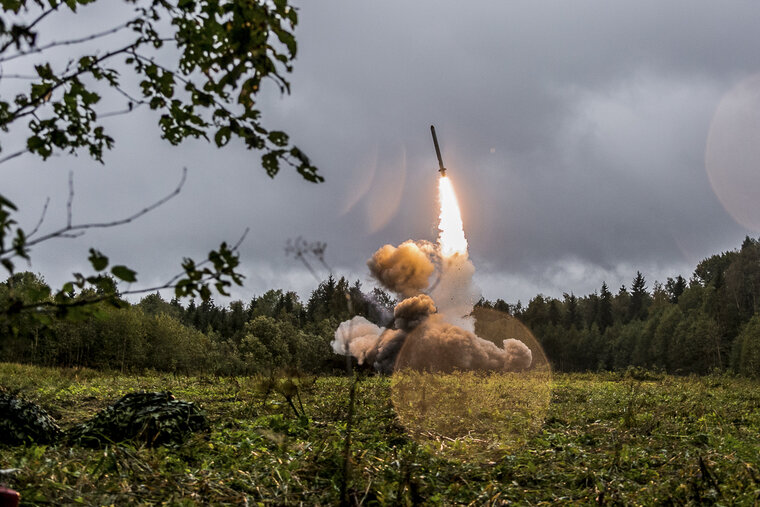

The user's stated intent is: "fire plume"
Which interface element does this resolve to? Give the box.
[437,175,468,257]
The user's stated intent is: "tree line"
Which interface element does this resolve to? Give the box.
[2,236,760,377]
[477,236,760,376]
[0,273,394,376]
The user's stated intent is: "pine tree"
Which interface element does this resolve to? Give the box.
[665,276,687,303]
[629,271,649,321]
[563,293,581,329]
[598,282,613,332]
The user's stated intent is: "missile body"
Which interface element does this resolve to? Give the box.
[430,125,447,177]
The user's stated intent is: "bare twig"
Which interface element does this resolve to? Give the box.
[0,23,129,64]
[27,197,50,238]
[66,171,73,228]
[0,73,38,80]
[0,149,28,165]
[0,166,189,267]
[24,167,187,248]
[112,85,145,106]
[14,227,250,313]
[0,5,59,55]
[24,5,58,32]
[99,103,143,119]
[285,236,331,282]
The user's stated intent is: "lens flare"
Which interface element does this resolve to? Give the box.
[437,176,468,257]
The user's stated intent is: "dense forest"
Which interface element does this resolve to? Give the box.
[2,236,760,377]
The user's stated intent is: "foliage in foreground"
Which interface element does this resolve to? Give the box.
[1,363,760,505]
[1,0,321,324]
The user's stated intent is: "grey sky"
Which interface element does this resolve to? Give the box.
[4,0,760,305]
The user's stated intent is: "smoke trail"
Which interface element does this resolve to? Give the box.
[429,254,478,332]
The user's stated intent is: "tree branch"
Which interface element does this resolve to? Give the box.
[0,73,39,80]
[0,4,59,55]
[27,197,50,238]
[0,23,129,64]
[25,166,187,248]
[0,149,28,165]
[14,227,250,313]
[121,227,250,296]
[0,167,188,264]
[7,41,143,124]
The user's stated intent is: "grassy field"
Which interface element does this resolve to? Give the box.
[2,363,760,505]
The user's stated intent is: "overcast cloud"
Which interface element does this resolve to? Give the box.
[4,0,760,305]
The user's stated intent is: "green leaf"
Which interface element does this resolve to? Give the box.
[0,194,18,211]
[214,126,231,147]
[35,63,54,80]
[111,265,137,283]
[88,249,109,271]
[1,258,14,273]
[268,130,289,147]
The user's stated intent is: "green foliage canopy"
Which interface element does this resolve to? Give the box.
[0,0,321,323]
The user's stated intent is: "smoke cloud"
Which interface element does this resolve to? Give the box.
[366,240,436,298]
[332,241,533,374]
[332,316,384,366]
[396,315,533,373]
[394,294,436,331]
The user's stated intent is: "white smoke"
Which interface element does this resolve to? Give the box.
[429,253,478,332]
[332,317,384,366]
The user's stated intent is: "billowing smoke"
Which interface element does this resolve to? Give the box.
[367,240,436,298]
[396,315,533,373]
[331,241,533,374]
[332,317,384,366]
[429,254,478,332]
[394,294,436,331]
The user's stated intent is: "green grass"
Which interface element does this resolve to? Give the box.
[2,363,760,505]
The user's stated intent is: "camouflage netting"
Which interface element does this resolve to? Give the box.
[0,391,62,445]
[67,391,207,447]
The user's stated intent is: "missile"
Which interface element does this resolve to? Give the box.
[430,125,447,177]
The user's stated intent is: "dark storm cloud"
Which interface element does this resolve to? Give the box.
[4,0,760,304]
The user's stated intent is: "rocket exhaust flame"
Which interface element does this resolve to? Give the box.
[430,125,467,257]
[437,175,468,257]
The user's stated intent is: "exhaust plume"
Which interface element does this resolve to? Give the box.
[331,170,533,373]
[394,294,437,331]
[395,315,533,373]
[438,176,468,256]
